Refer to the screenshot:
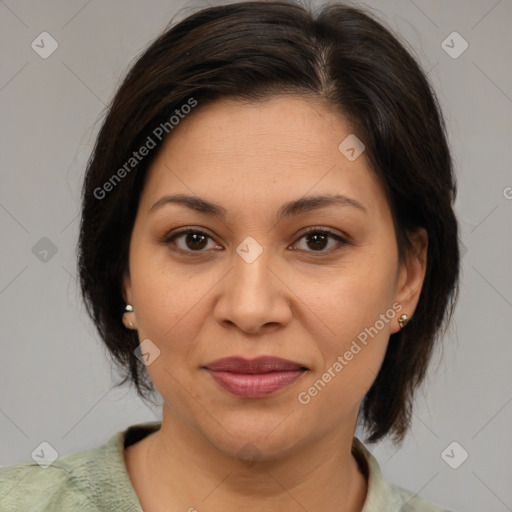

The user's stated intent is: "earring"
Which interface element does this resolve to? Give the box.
[398,314,410,329]
[123,304,135,329]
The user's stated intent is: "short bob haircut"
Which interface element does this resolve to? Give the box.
[78,0,460,444]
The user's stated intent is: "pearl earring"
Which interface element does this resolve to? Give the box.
[124,304,134,329]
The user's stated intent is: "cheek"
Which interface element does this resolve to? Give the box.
[129,234,214,337]
[295,286,395,423]
[292,247,398,411]
[129,262,212,413]
[133,270,209,345]
[294,244,398,351]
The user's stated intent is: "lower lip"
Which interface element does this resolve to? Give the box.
[205,369,306,398]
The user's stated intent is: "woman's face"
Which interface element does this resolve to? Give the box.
[123,96,427,459]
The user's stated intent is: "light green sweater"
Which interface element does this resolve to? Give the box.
[0,421,451,511]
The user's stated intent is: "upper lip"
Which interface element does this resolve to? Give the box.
[204,356,308,373]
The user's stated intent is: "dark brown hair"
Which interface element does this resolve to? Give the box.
[78,0,460,444]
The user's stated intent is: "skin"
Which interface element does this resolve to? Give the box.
[121,95,428,512]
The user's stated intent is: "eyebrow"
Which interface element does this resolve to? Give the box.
[149,193,367,221]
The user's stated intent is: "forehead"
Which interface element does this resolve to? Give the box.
[139,96,388,219]
[161,95,352,163]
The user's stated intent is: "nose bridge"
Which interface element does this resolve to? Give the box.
[214,234,291,332]
[231,234,274,299]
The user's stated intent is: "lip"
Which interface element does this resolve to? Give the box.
[203,356,308,398]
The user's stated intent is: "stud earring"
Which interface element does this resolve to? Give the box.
[398,314,410,329]
[123,304,135,329]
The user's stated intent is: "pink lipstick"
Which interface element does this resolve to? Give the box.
[203,356,308,398]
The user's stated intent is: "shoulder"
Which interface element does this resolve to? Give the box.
[386,482,453,512]
[0,422,160,511]
[0,449,105,512]
[0,423,150,512]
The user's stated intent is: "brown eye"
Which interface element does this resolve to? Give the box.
[165,229,218,253]
[292,228,348,253]
[163,227,348,256]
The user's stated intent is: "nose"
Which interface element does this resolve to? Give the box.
[213,240,293,335]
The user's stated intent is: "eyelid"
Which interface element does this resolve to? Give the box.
[296,226,350,243]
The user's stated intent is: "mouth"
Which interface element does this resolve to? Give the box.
[203,356,309,398]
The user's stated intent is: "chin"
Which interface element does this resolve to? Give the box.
[192,409,308,462]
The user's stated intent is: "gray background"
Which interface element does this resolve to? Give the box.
[1,1,511,511]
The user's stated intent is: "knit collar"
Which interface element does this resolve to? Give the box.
[95,421,399,511]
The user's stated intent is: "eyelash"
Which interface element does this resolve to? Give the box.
[162,226,349,256]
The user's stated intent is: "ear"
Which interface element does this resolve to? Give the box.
[122,270,133,305]
[121,270,138,330]
[391,227,428,334]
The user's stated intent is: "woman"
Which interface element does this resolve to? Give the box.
[0,1,459,510]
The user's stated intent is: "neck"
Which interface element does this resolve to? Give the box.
[136,407,368,512]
